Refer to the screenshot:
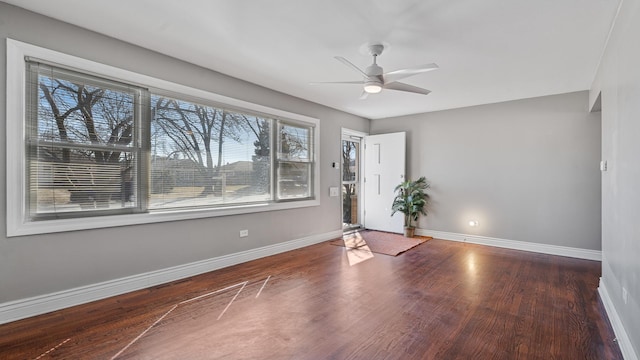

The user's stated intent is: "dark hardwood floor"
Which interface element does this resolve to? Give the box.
[0,237,622,359]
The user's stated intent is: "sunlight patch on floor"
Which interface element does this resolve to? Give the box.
[344,232,374,266]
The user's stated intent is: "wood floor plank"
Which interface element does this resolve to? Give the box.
[0,237,623,359]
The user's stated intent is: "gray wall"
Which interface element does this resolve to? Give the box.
[592,0,640,355]
[0,3,369,303]
[371,91,602,250]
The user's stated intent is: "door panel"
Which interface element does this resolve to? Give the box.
[363,132,405,233]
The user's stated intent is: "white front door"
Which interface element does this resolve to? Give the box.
[363,132,406,233]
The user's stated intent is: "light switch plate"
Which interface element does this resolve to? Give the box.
[329,187,340,197]
[600,160,608,171]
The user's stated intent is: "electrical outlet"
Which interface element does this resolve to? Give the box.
[239,229,249,238]
[622,287,628,304]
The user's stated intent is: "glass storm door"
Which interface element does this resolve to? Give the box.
[342,137,361,230]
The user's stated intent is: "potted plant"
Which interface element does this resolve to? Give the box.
[391,177,430,238]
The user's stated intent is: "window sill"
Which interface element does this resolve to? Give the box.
[7,199,320,237]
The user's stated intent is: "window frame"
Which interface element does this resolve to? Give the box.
[25,61,147,220]
[275,119,316,201]
[6,39,320,237]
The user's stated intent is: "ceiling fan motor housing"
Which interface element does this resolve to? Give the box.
[365,64,383,77]
[363,63,384,93]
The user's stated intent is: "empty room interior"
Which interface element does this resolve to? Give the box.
[0,1,639,359]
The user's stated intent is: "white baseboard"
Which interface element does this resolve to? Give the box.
[416,229,601,261]
[598,278,639,360]
[0,229,342,325]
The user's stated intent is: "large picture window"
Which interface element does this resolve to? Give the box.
[26,62,143,219]
[149,94,274,210]
[6,39,319,236]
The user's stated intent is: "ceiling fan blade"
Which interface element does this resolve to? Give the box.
[359,91,369,100]
[309,81,363,85]
[383,63,439,84]
[384,82,431,95]
[335,56,368,77]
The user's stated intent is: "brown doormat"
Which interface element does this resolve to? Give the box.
[329,230,432,256]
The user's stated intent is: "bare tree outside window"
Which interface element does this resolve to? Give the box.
[150,95,272,209]
[244,115,271,194]
[31,65,138,215]
[277,123,313,199]
[18,52,317,230]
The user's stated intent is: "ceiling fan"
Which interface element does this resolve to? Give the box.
[312,44,438,99]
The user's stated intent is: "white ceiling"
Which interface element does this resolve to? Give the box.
[5,0,620,119]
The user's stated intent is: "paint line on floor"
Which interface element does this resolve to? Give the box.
[34,338,71,360]
[111,304,178,359]
[179,281,247,305]
[111,279,255,358]
[255,275,271,298]
[217,281,247,320]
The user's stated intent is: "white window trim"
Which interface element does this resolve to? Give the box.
[6,39,320,237]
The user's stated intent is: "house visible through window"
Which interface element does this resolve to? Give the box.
[149,93,274,210]
[26,61,143,219]
[8,41,318,236]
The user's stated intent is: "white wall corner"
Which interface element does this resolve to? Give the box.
[416,229,602,261]
[598,278,639,360]
[590,91,602,112]
[0,229,343,325]
[589,0,624,113]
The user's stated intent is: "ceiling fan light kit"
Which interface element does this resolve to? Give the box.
[364,82,382,94]
[312,43,438,98]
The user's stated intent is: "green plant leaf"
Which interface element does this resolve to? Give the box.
[390,176,431,227]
